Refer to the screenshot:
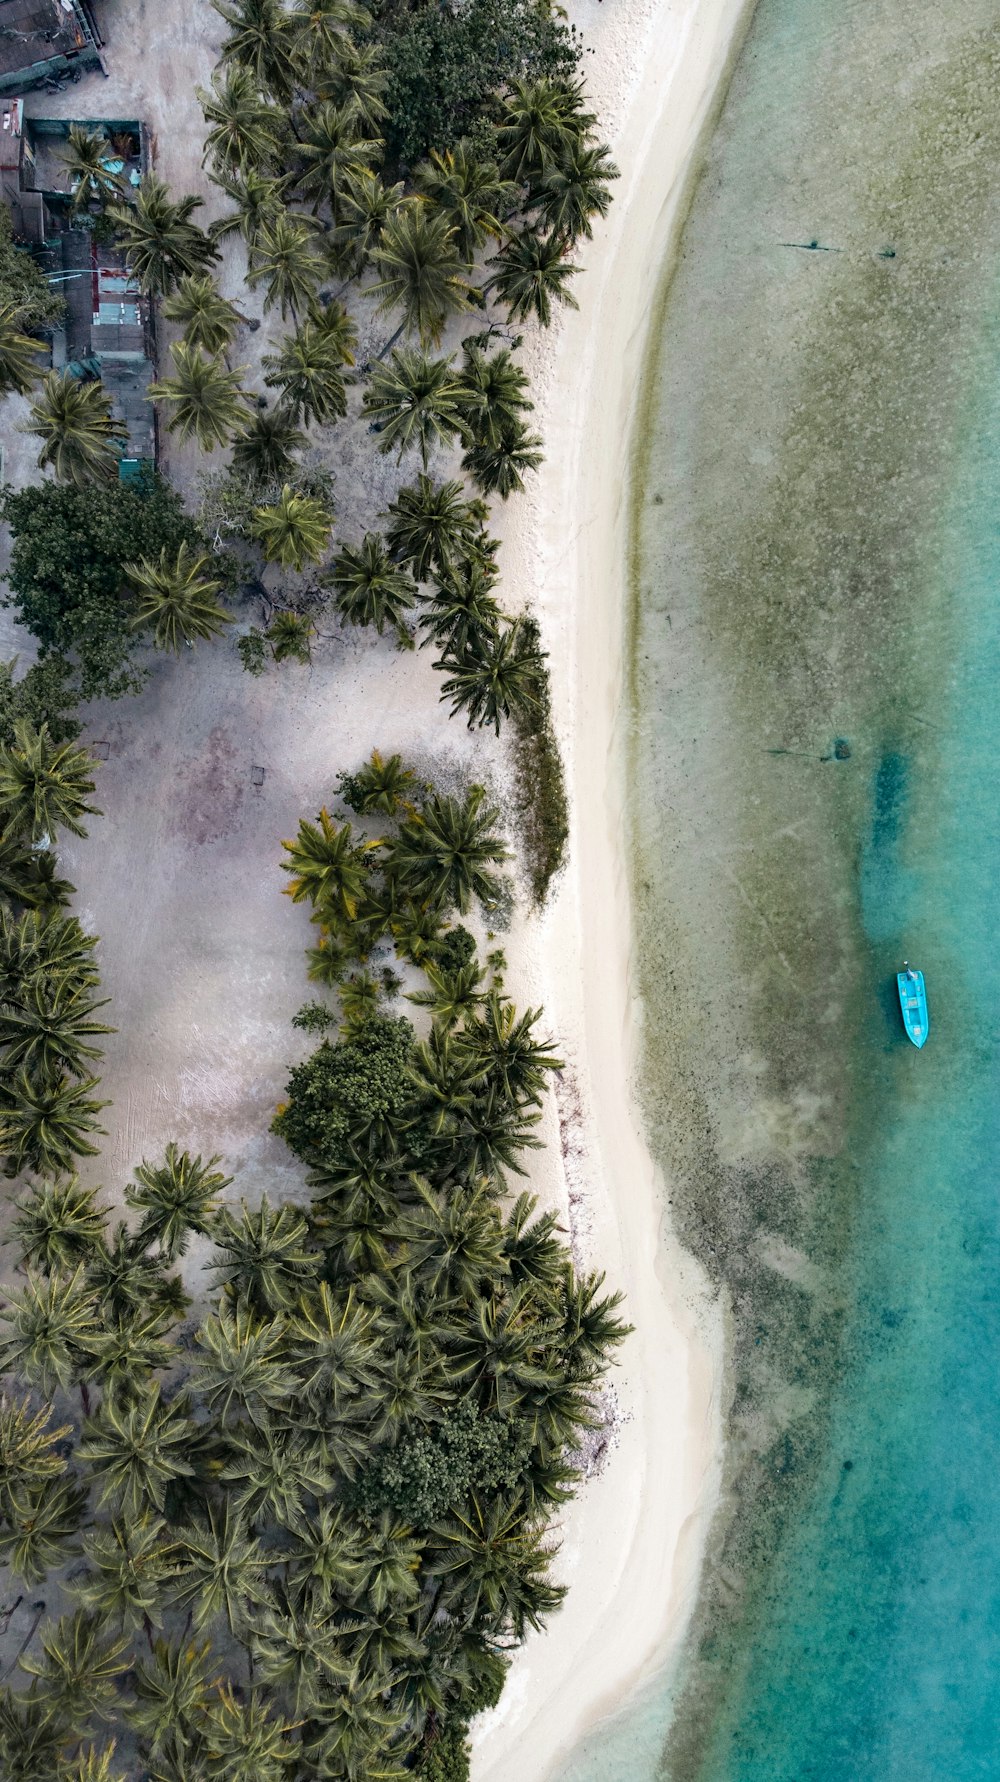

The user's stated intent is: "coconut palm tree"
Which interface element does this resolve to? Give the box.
[529,140,619,243]
[0,1682,69,1778]
[489,229,579,327]
[58,1742,129,1782]
[310,293,359,363]
[27,371,123,485]
[329,167,403,276]
[363,346,469,467]
[461,991,562,1107]
[384,785,509,915]
[251,482,333,568]
[458,340,532,442]
[0,302,45,396]
[18,1609,132,1720]
[384,474,489,583]
[251,1595,354,1713]
[0,1471,87,1584]
[397,1179,506,1302]
[84,1304,177,1396]
[247,212,326,318]
[558,1264,631,1378]
[78,1384,195,1517]
[214,0,300,101]
[11,1176,106,1274]
[126,1636,217,1760]
[462,420,544,498]
[197,1685,297,1782]
[125,541,231,653]
[73,1513,178,1633]
[0,828,75,912]
[302,1674,412,1779]
[318,36,388,130]
[59,125,127,214]
[111,176,219,294]
[339,748,416,816]
[194,1296,295,1426]
[162,275,246,357]
[415,142,517,262]
[281,808,375,919]
[211,1196,317,1313]
[292,0,372,76]
[266,608,315,662]
[0,1266,98,1394]
[0,907,100,1003]
[326,533,417,635]
[262,319,350,426]
[407,955,487,1029]
[436,617,546,733]
[197,64,287,175]
[0,720,100,843]
[369,201,475,348]
[149,342,253,450]
[86,1220,184,1323]
[418,560,502,656]
[295,100,382,215]
[171,1501,269,1636]
[231,403,307,480]
[0,1393,72,1513]
[125,1142,231,1260]
[497,76,594,184]
[220,1418,332,1534]
[0,975,113,1079]
[208,165,288,260]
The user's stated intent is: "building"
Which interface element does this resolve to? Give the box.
[0,0,104,96]
[1,96,157,470]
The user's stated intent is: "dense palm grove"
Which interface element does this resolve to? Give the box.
[0,1,625,1775]
[0,746,628,1780]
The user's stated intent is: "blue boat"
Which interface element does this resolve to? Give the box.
[897,963,929,1048]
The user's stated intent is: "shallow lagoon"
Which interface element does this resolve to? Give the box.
[560,2,1000,1776]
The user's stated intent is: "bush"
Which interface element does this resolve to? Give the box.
[353,1401,529,1524]
[374,0,580,166]
[271,1014,415,1169]
[0,475,205,703]
[510,616,568,905]
[0,203,64,329]
[417,1726,472,1782]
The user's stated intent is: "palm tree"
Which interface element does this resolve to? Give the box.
[126,1636,217,1761]
[397,1179,506,1302]
[339,748,416,816]
[198,64,287,174]
[458,340,532,442]
[529,140,619,243]
[125,542,231,653]
[57,1742,128,1782]
[162,275,246,357]
[559,1265,631,1378]
[384,785,509,915]
[149,342,253,450]
[73,1513,178,1633]
[78,1384,195,1517]
[415,142,517,262]
[251,482,333,568]
[302,1674,412,1779]
[27,371,123,485]
[363,346,469,467]
[220,1418,332,1534]
[292,0,372,77]
[461,991,562,1106]
[281,1499,365,1609]
[318,36,388,130]
[407,955,487,1029]
[262,319,349,426]
[0,720,100,843]
[329,167,403,276]
[369,201,475,348]
[0,1266,97,1394]
[462,420,544,498]
[497,76,594,184]
[310,294,359,363]
[0,828,76,912]
[0,1688,69,1779]
[437,617,546,733]
[489,229,579,327]
[0,1392,72,1513]
[281,809,375,919]
[111,176,219,294]
[246,212,326,318]
[418,559,502,655]
[251,1596,354,1713]
[326,533,416,634]
[0,1471,87,1584]
[430,1494,566,1636]
[295,100,382,215]
[11,1176,107,1274]
[84,1304,177,1396]
[0,302,45,396]
[384,474,488,582]
[194,1296,295,1425]
[59,125,127,214]
[86,1220,184,1322]
[125,1142,231,1259]
[0,907,100,1003]
[171,1501,268,1636]
[197,1685,296,1782]
[211,1195,317,1312]
[18,1609,132,1721]
[266,608,315,662]
[208,165,288,261]
[214,0,300,100]
[231,404,307,480]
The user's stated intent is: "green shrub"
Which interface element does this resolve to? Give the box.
[510,615,568,905]
[271,1014,415,1169]
[353,1401,529,1524]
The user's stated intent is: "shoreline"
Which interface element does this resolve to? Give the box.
[473,0,755,1776]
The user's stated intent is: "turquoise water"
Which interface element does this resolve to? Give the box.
[558,2,1000,1777]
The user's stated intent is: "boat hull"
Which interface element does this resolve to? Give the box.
[897,969,929,1048]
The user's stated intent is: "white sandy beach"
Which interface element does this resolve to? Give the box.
[0,0,748,1775]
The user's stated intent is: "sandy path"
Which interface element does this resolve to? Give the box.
[472,1,754,1776]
